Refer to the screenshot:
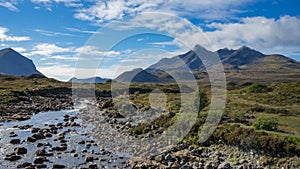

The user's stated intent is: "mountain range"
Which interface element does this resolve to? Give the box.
[0,48,42,76]
[69,77,109,83]
[117,45,300,82]
[1,46,299,83]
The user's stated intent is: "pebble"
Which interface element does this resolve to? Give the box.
[10,138,21,144]
[14,147,27,155]
[53,164,66,168]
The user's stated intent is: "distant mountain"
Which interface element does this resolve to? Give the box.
[0,48,42,76]
[147,46,266,72]
[121,45,300,82]
[218,46,265,67]
[146,49,205,72]
[116,68,161,83]
[69,77,109,83]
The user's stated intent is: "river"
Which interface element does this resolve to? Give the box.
[0,109,131,168]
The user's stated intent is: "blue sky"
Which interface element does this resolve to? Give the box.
[0,0,299,81]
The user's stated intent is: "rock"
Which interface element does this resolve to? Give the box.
[53,164,66,168]
[10,138,21,144]
[78,139,85,144]
[35,149,46,156]
[238,163,250,169]
[36,164,47,168]
[27,136,37,142]
[18,125,32,129]
[13,115,30,121]
[37,142,44,147]
[191,149,202,157]
[32,133,45,140]
[14,147,27,155]
[17,162,32,168]
[31,128,40,133]
[56,135,65,141]
[89,164,98,168]
[60,139,67,143]
[154,155,163,162]
[86,156,94,162]
[44,133,52,137]
[9,132,18,137]
[69,121,79,127]
[188,146,195,151]
[239,159,248,164]
[52,145,67,151]
[34,157,48,164]
[70,116,76,122]
[182,164,192,169]
[165,154,174,162]
[192,162,200,168]
[4,154,21,161]
[204,161,213,169]
[218,162,232,169]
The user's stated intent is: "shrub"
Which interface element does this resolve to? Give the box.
[248,82,270,93]
[229,110,247,123]
[253,117,279,131]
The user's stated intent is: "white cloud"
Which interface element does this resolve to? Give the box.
[72,0,256,23]
[0,1,19,11]
[29,43,70,57]
[205,15,300,51]
[75,45,121,56]
[37,64,120,81]
[31,0,51,3]
[107,13,208,49]
[0,27,31,42]
[64,27,102,34]
[37,64,75,81]
[34,29,76,37]
[114,14,300,53]
[11,47,27,53]
[31,0,83,11]
[149,41,177,46]
[52,55,78,60]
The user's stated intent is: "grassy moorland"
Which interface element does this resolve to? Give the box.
[120,81,300,157]
[1,74,299,157]
[0,74,70,104]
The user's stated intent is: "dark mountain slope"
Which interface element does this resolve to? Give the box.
[0,48,42,76]
[116,68,161,83]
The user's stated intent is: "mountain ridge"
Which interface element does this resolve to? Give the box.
[69,76,109,83]
[117,45,300,82]
[0,48,43,76]
[116,68,161,83]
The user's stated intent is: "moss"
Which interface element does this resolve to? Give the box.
[247,82,271,93]
[253,117,279,131]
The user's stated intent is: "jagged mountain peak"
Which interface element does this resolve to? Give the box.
[0,48,18,56]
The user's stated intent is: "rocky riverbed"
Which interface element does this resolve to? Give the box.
[129,144,300,169]
[0,94,73,122]
[0,109,130,169]
[1,97,299,169]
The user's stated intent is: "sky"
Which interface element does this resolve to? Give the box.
[0,0,299,81]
